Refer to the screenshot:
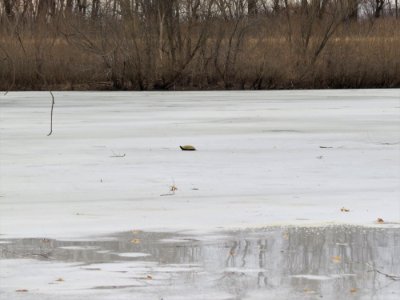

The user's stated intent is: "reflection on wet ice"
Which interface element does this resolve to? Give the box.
[1,226,399,299]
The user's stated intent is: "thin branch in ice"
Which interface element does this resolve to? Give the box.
[367,263,400,281]
[47,91,55,136]
[373,269,400,281]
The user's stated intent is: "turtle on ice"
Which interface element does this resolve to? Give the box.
[180,145,196,151]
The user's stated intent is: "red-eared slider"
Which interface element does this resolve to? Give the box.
[180,145,196,151]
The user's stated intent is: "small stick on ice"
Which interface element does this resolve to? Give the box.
[47,91,55,136]
[110,150,126,158]
[367,263,400,281]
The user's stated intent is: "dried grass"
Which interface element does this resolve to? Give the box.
[0,16,399,90]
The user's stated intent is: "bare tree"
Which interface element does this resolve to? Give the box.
[3,0,14,18]
[374,0,385,17]
[0,0,399,90]
[248,0,257,15]
[347,0,359,20]
[91,0,100,19]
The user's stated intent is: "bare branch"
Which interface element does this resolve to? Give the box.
[47,91,55,136]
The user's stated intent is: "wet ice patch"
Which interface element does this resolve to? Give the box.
[114,252,151,258]
[153,264,202,273]
[290,275,337,281]
[1,226,399,300]
[96,250,110,254]
[224,268,268,274]
[159,238,189,243]
[59,246,100,250]
[290,273,357,281]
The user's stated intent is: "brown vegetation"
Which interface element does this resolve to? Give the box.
[0,0,399,90]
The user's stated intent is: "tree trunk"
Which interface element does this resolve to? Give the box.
[3,0,14,18]
[272,0,280,15]
[37,0,48,20]
[66,0,73,15]
[347,0,358,20]
[374,0,384,18]
[91,0,100,19]
[248,0,257,16]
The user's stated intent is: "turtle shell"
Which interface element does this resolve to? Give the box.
[180,145,196,151]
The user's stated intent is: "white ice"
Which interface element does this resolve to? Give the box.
[0,90,399,240]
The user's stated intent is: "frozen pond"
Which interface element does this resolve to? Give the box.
[1,226,399,299]
[1,90,400,299]
[0,90,399,239]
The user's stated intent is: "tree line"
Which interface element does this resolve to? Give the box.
[0,1,399,90]
[1,0,398,20]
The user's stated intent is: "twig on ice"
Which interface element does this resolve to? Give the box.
[367,263,400,281]
[110,150,126,158]
[47,91,55,136]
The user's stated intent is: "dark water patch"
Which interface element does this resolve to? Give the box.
[1,226,399,299]
[0,231,179,264]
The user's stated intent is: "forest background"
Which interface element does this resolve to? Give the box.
[0,0,399,90]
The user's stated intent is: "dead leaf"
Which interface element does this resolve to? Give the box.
[16,289,28,292]
[340,207,350,212]
[377,218,384,224]
[170,185,178,192]
[303,288,315,294]
[282,232,289,240]
[229,249,235,256]
[55,278,64,282]
[146,275,153,280]
[331,256,341,263]
[350,288,358,293]
[131,239,141,244]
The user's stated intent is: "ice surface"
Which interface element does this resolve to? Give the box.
[1,226,399,300]
[114,252,151,258]
[0,90,399,240]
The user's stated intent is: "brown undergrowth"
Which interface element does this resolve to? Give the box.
[0,2,399,90]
